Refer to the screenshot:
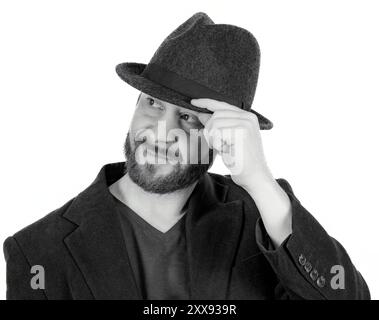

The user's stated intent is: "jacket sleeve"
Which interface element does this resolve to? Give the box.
[3,236,47,300]
[255,178,370,300]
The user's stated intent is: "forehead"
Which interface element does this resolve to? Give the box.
[139,92,200,115]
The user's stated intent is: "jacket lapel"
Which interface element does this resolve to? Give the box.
[62,162,244,300]
[185,174,244,299]
[62,162,142,299]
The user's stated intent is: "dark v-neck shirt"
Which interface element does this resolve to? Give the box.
[111,195,190,300]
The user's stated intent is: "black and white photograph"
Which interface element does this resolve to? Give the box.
[1,0,378,303]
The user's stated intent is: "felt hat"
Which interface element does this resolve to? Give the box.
[116,12,273,130]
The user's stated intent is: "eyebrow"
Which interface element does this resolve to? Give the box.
[142,93,199,116]
[144,94,166,106]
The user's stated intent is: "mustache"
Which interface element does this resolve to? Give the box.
[134,138,180,160]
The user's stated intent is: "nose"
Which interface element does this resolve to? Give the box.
[161,109,180,133]
[151,109,180,144]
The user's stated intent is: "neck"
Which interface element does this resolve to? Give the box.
[109,173,198,232]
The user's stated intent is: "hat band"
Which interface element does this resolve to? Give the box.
[142,63,248,110]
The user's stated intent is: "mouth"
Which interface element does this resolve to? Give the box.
[145,145,180,162]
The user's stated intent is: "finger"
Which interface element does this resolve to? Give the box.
[213,139,232,155]
[205,113,259,134]
[206,125,244,151]
[191,98,241,112]
[209,109,249,120]
[208,129,232,154]
[204,117,252,135]
[197,107,258,130]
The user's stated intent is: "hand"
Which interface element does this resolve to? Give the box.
[191,98,273,189]
[191,98,292,247]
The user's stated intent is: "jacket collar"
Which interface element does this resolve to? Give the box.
[63,162,244,299]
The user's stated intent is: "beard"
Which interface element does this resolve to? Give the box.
[123,132,214,194]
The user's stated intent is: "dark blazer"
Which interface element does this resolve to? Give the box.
[3,162,370,300]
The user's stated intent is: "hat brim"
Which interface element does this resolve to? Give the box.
[116,62,273,130]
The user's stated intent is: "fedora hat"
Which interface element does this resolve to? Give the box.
[116,12,273,130]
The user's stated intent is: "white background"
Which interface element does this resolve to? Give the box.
[1,0,378,300]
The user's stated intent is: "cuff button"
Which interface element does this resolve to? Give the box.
[304,261,312,273]
[310,269,318,281]
[317,276,326,288]
[298,254,306,266]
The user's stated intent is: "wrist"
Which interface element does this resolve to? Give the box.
[239,167,275,194]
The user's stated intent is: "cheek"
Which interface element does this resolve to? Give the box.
[132,103,162,126]
[131,111,152,127]
[130,114,155,141]
[137,101,162,119]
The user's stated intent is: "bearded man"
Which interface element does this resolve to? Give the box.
[3,12,370,300]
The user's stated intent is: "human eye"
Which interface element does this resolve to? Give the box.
[179,113,202,127]
[180,113,196,122]
[146,97,164,110]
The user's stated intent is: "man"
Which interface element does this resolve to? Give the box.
[3,12,370,300]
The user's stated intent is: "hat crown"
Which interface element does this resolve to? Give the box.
[142,12,261,108]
